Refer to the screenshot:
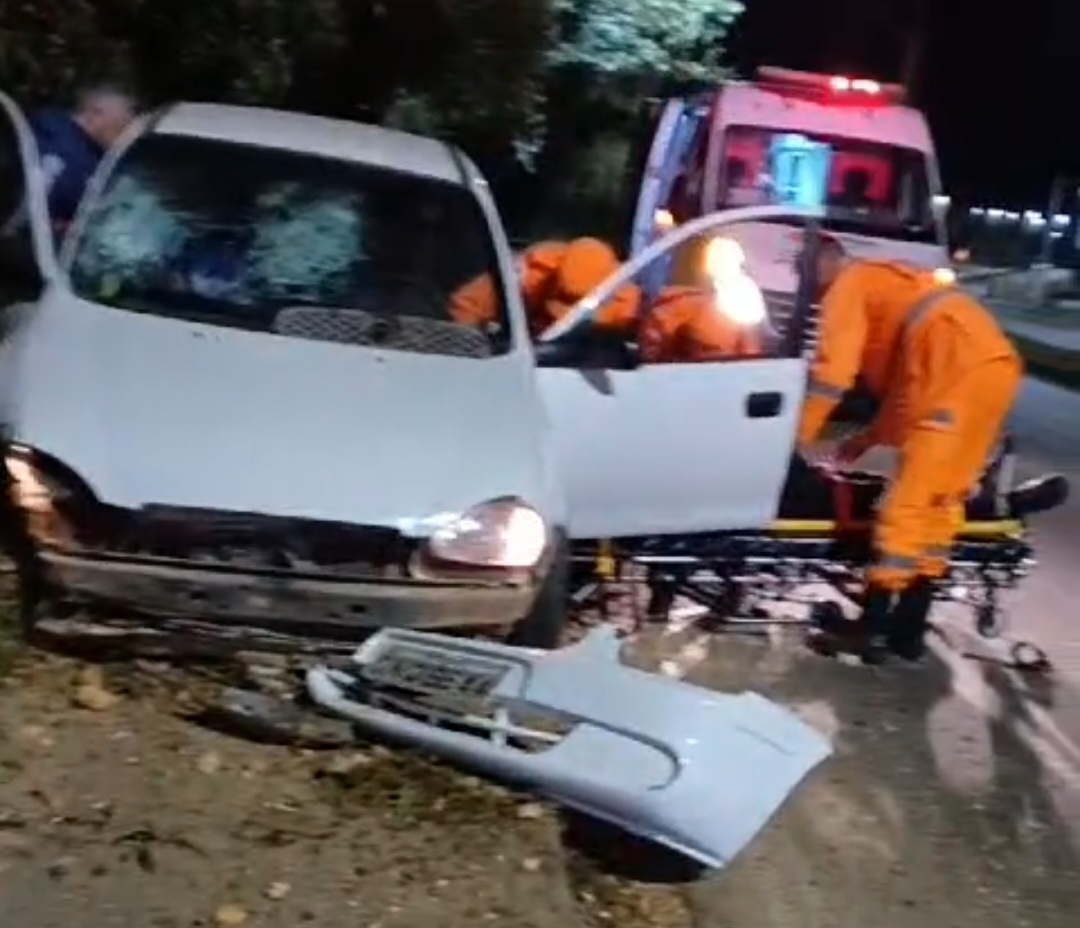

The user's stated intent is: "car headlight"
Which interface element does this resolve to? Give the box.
[4,448,81,546]
[425,498,548,570]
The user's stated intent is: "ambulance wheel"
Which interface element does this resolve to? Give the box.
[1011,641,1051,674]
[507,537,569,650]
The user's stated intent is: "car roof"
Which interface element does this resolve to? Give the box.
[149,103,467,183]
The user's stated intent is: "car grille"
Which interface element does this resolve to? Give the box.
[272,307,493,359]
[116,505,410,577]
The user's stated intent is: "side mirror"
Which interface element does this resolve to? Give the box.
[535,331,640,370]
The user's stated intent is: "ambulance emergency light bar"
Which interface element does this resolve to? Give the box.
[755,67,906,104]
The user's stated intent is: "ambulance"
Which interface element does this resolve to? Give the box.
[628,67,953,306]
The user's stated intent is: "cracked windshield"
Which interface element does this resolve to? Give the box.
[67,135,509,355]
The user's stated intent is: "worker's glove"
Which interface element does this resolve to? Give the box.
[835,432,872,466]
[801,445,844,476]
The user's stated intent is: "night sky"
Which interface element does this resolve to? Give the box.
[728,0,1075,209]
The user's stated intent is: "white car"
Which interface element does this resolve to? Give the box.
[0,97,808,648]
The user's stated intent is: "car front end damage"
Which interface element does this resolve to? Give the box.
[6,445,549,639]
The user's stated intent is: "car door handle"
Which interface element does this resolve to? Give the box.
[746,391,783,419]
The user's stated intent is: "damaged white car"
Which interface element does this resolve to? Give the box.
[0,98,574,646]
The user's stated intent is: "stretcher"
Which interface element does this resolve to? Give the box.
[571,444,1068,671]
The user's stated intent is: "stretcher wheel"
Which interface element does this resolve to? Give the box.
[976,603,1001,639]
[1010,641,1051,674]
[809,601,845,631]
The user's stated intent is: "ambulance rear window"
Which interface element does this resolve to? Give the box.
[719,126,936,244]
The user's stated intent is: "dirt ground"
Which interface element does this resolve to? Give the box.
[2,576,1078,928]
[0,581,700,928]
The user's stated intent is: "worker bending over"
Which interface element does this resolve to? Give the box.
[450,237,639,339]
[451,235,766,361]
[798,238,1022,664]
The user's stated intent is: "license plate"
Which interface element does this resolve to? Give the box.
[362,644,507,712]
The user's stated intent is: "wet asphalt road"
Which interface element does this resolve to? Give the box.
[637,374,1080,927]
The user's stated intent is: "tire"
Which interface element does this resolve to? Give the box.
[507,534,569,650]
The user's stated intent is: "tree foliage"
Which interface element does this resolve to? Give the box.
[549,0,744,82]
[0,0,748,233]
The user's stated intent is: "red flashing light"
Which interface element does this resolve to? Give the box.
[830,76,882,94]
[757,67,903,104]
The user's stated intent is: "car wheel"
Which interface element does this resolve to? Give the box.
[507,535,569,650]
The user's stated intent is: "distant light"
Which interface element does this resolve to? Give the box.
[851,79,880,94]
[933,267,957,285]
[829,76,851,91]
[987,208,1004,220]
[654,208,675,230]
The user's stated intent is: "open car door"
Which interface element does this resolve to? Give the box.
[0,93,62,298]
[536,206,822,541]
[0,95,156,301]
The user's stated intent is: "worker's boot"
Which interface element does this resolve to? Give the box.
[886,578,933,662]
[809,586,893,665]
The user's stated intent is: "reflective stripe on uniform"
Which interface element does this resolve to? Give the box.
[903,287,962,430]
[920,408,955,428]
[806,377,846,400]
[873,553,919,570]
[902,285,960,335]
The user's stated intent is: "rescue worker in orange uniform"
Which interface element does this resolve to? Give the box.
[797,237,1022,663]
[449,237,640,339]
[640,237,770,362]
[451,234,765,362]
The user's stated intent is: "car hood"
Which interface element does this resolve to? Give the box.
[5,295,551,527]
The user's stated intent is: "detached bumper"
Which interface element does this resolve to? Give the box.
[41,550,536,632]
[306,625,833,869]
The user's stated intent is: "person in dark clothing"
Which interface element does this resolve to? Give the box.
[27,85,138,226]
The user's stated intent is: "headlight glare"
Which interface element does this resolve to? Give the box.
[426,498,547,570]
[4,449,80,546]
[713,272,768,326]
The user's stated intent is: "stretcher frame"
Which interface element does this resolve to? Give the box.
[569,515,1051,671]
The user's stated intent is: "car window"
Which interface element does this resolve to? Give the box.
[65,134,510,358]
[0,114,24,232]
[0,113,43,315]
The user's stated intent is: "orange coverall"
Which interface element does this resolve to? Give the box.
[449,238,640,339]
[639,285,764,362]
[797,261,1022,591]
